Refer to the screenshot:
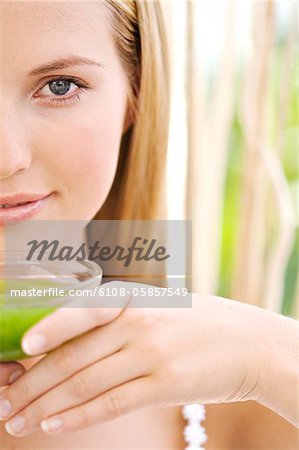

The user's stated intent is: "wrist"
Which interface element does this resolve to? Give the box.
[253,310,298,426]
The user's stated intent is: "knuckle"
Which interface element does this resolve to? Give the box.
[52,342,77,373]
[70,373,92,399]
[27,401,46,424]
[138,316,161,346]
[103,391,126,420]
[11,382,31,406]
[134,309,157,331]
[74,405,90,429]
[123,309,161,351]
[150,340,169,361]
[149,343,163,362]
[163,361,182,382]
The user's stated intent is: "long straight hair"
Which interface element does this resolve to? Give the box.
[94,0,170,220]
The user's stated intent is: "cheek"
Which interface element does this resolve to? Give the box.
[63,122,120,214]
[32,106,125,220]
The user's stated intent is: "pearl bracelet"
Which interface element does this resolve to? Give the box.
[182,404,208,450]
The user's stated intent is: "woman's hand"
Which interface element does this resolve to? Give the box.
[0,281,268,436]
[0,286,266,435]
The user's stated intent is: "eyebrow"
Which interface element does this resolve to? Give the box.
[29,56,106,76]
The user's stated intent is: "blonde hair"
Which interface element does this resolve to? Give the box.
[95,0,170,220]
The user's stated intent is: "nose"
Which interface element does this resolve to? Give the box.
[0,113,32,179]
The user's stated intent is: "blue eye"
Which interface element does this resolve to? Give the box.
[40,78,78,97]
[48,79,72,96]
[34,77,90,107]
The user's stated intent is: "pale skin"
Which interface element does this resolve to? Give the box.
[0,1,297,446]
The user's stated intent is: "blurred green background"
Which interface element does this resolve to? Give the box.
[218,41,298,316]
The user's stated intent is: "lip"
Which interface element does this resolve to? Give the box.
[0,193,52,226]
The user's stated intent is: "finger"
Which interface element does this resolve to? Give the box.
[0,363,25,387]
[40,377,155,434]
[0,319,125,421]
[5,349,149,436]
[21,282,131,356]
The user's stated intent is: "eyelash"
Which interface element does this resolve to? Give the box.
[33,76,89,107]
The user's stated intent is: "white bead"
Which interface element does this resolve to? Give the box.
[182,404,207,450]
[182,404,206,422]
[183,424,208,446]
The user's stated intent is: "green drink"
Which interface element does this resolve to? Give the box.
[0,283,55,360]
[0,260,102,361]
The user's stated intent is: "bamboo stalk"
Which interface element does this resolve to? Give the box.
[232,2,274,306]
[257,141,296,312]
[186,1,236,295]
[185,0,207,293]
[262,5,297,312]
[275,3,297,158]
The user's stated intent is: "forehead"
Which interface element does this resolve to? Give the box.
[0,1,112,70]
[0,0,109,27]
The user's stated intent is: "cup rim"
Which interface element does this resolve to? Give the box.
[0,257,103,288]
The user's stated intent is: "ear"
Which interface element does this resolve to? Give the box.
[122,103,135,133]
[123,65,140,133]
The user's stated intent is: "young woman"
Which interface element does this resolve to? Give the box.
[0,1,297,449]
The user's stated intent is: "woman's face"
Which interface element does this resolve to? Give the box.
[0,1,129,224]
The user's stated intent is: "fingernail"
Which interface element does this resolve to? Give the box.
[40,417,63,433]
[22,334,46,355]
[8,370,24,385]
[5,415,25,435]
[0,399,12,419]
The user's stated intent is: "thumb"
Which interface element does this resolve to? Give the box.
[21,282,131,356]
